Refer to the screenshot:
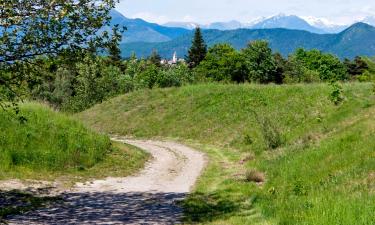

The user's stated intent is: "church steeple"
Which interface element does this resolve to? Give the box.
[172,51,177,64]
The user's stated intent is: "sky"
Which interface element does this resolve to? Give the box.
[116,0,375,25]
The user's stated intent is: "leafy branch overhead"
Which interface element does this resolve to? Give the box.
[0,0,123,112]
[0,0,120,64]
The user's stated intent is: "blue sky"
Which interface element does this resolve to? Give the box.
[116,0,375,24]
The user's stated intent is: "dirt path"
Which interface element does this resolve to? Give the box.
[6,138,206,225]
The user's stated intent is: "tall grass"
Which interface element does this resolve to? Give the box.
[79,82,375,224]
[0,103,111,177]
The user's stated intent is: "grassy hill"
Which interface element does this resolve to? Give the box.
[79,83,375,224]
[0,103,148,182]
[120,23,375,59]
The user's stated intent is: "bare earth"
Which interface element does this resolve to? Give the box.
[5,138,206,225]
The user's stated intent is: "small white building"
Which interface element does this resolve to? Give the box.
[161,52,182,65]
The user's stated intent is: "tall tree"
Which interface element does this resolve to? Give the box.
[344,56,369,77]
[148,49,162,67]
[108,25,125,65]
[273,52,286,84]
[294,49,348,81]
[242,40,277,83]
[186,27,207,68]
[197,43,248,82]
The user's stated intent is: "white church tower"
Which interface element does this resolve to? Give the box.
[172,51,177,64]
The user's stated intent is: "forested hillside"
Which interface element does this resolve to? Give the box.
[120,23,375,59]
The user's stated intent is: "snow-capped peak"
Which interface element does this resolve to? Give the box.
[245,16,267,27]
[304,16,336,27]
[361,16,375,26]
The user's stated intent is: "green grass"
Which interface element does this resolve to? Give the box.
[79,83,375,224]
[0,103,149,183]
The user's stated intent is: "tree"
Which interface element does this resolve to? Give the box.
[148,49,162,67]
[186,27,207,68]
[108,25,125,65]
[294,49,348,81]
[273,52,286,84]
[242,40,277,83]
[344,56,369,77]
[283,55,321,83]
[197,43,248,82]
[0,0,119,110]
[134,64,160,89]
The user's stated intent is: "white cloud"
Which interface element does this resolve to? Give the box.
[181,15,196,22]
[131,12,170,24]
[117,0,375,25]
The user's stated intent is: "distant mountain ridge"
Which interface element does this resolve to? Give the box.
[120,22,375,59]
[108,10,375,59]
[250,14,325,33]
[163,14,375,34]
[108,10,190,43]
[110,9,375,44]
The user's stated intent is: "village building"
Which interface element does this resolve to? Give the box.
[161,51,184,65]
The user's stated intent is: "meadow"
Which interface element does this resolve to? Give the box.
[79,82,375,224]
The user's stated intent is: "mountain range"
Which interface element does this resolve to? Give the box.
[163,14,375,34]
[108,10,190,43]
[107,10,375,59]
[120,22,375,59]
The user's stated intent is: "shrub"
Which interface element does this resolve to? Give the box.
[119,74,135,93]
[157,69,182,88]
[258,116,284,150]
[357,71,374,82]
[66,57,124,112]
[245,169,265,183]
[329,82,344,105]
[134,64,159,89]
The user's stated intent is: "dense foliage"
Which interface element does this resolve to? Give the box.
[24,55,195,112]
[195,41,374,84]
[2,40,374,113]
[0,0,121,111]
[197,44,247,82]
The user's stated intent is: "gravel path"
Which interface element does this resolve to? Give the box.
[6,138,206,225]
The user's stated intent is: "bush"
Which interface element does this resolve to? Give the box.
[66,57,124,112]
[197,43,248,82]
[134,64,159,89]
[357,71,374,82]
[245,169,265,183]
[119,74,135,93]
[329,82,344,105]
[258,116,284,150]
[284,63,321,84]
[157,69,182,88]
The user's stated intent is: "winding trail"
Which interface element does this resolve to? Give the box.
[6,138,206,225]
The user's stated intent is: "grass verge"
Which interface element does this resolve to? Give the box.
[0,102,149,184]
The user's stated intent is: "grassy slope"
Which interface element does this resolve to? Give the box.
[0,103,148,182]
[79,83,375,225]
